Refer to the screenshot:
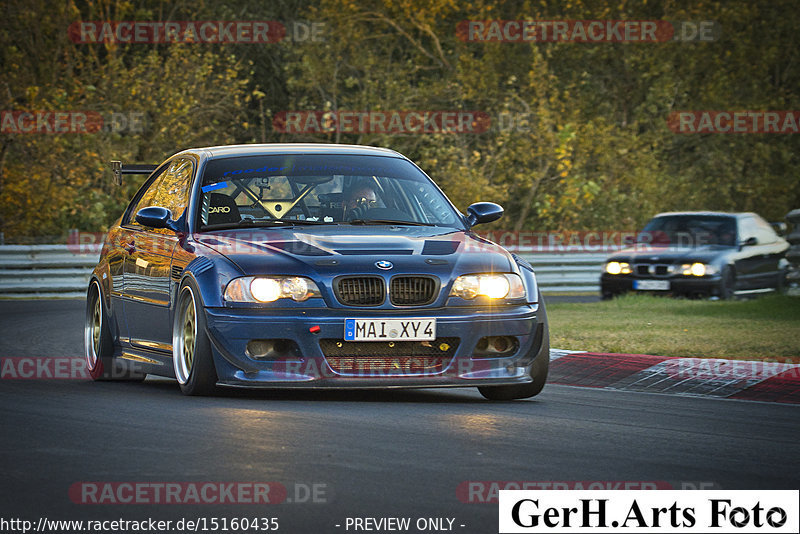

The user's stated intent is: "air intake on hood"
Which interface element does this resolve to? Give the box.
[421,240,459,255]
[267,241,330,256]
[334,249,413,255]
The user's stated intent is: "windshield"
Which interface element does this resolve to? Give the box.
[195,154,461,231]
[636,215,737,247]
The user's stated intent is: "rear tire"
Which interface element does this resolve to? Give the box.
[85,280,145,381]
[173,279,218,396]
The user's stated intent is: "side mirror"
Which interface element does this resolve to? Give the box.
[466,202,504,227]
[740,236,758,248]
[136,206,174,230]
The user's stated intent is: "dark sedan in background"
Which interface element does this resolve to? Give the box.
[601,211,789,299]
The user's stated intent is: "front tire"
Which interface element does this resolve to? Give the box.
[718,266,736,300]
[776,267,789,295]
[85,280,145,381]
[173,279,218,395]
[478,295,550,401]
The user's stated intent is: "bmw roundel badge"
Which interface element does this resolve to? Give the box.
[375,260,393,270]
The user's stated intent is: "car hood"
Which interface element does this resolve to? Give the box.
[194,226,515,279]
[607,245,734,263]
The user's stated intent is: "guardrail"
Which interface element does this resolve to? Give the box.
[0,245,604,299]
[519,253,605,293]
[0,245,101,298]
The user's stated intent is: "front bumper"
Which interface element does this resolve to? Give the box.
[600,274,724,297]
[203,304,546,388]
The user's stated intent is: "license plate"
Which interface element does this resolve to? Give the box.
[634,280,670,291]
[344,319,436,341]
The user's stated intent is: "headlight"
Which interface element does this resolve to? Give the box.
[449,274,525,300]
[224,276,321,303]
[605,261,631,275]
[250,278,282,302]
[680,263,718,277]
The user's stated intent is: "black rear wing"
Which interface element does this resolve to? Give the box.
[110,160,158,186]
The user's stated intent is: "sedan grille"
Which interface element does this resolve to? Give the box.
[335,277,385,306]
[390,276,437,306]
[635,264,671,277]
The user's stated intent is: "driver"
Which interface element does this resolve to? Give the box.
[344,181,379,220]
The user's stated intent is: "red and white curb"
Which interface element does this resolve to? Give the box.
[549,350,800,404]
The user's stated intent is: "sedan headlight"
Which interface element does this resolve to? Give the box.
[449,274,525,300]
[224,276,321,303]
[680,263,718,277]
[605,261,631,275]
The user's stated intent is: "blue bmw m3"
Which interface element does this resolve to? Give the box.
[86,144,549,399]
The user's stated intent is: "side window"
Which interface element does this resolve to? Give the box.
[126,158,194,233]
[156,158,194,220]
[124,168,167,227]
[738,217,759,244]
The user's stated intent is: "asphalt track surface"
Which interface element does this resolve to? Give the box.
[1,300,798,534]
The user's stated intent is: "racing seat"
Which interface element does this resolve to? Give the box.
[318,192,345,221]
[207,193,241,226]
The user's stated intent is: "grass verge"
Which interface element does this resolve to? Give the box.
[547,294,800,361]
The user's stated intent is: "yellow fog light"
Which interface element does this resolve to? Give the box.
[605,261,630,275]
[681,263,710,277]
[690,263,706,276]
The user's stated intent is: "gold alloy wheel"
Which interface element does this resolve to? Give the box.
[84,282,102,371]
[92,295,101,357]
[174,287,198,384]
[182,298,195,374]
